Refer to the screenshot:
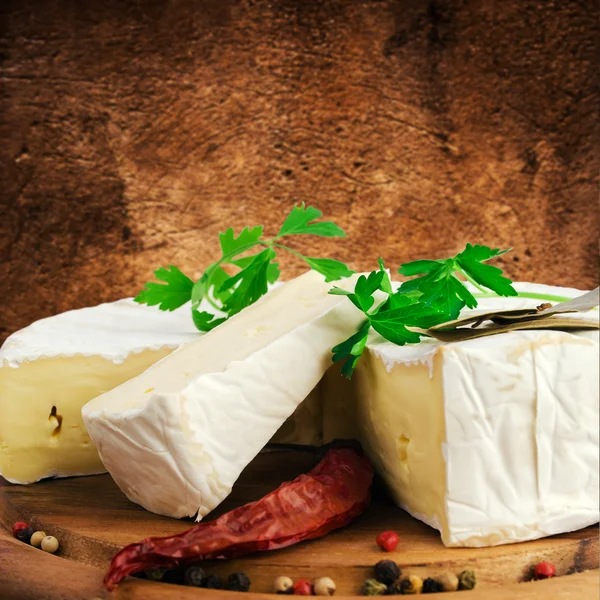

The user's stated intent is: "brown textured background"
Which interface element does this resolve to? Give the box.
[1,0,598,342]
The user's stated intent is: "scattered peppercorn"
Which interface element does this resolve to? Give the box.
[422,578,444,594]
[202,574,223,589]
[133,571,147,579]
[362,578,388,596]
[374,560,401,585]
[534,562,556,580]
[29,531,47,549]
[40,535,59,554]
[376,531,399,552]
[275,576,295,594]
[228,572,251,592]
[314,577,336,596]
[293,579,313,595]
[145,569,165,581]
[16,527,34,544]
[161,568,185,585]
[398,575,423,595]
[437,571,458,592]
[184,565,206,587]
[11,522,29,537]
[458,569,476,590]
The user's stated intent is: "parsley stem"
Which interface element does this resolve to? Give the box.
[458,267,488,294]
[473,291,572,303]
[271,242,305,260]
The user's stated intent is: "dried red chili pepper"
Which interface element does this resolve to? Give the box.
[104,446,373,589]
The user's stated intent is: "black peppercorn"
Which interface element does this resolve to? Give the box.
[184,565,206,587]
[374,560,401,585]
[228,572,251,592]
[202,574,223,589]
[161,568,184,585]
[133,571,147,579]
[15,527,34,544]
[422,578,444,594]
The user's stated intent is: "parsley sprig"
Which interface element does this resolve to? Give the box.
[331,245,517,377]
[135,204,355,331]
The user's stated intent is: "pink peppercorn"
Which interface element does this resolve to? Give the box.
[534,562,556,580]
[293,579,313,595]
[376,530,399,552]
[11,522,29,537]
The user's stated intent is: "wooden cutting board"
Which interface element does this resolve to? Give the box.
[0,450,598,599]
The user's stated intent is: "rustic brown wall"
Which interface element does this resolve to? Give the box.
[1,0,598,341]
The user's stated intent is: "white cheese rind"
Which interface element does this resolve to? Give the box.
[82,271,363,519]
[441,331,599,546]
[355,282,599,547]
[0,298,199,368]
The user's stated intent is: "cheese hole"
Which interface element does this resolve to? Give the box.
[48,406,63,438]
[397,434,410,469]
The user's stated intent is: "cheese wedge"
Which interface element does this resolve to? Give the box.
[82,271,363,519]
[349,283,600,546]
[0,300,200,483]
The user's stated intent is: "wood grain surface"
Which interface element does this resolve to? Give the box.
[1,0,599,344]
[1,451,598,598]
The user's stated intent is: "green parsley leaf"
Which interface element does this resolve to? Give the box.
[220,248,276,316]
[219,226,264,257]
[137,205,353,332]
[277,203,346,238]
[332,244,516,377]
[332,321,370,378]
[135,266,193,311]
[370,302,445,345]
[397,259,440,277]
[301,257,355,282]
[192,309,227,332]
[331,270,385,313]
[456,244,517,298]
[378,257,393,295]
[399,244,516,319]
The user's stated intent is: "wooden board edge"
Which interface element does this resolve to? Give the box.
[1,525,599,600]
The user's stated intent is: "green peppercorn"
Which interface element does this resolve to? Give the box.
[437,571,458,592]
[458,569,476,590]
[362,578,388,596]
[228,572,251,592]
[374,560,401,585]
[184,565,206,587]
[145,568,166,581]
[422,578,444,594]
[202,574,223,589]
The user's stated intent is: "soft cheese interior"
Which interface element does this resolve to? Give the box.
[0,300,200,483]
[82,271,363,519]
